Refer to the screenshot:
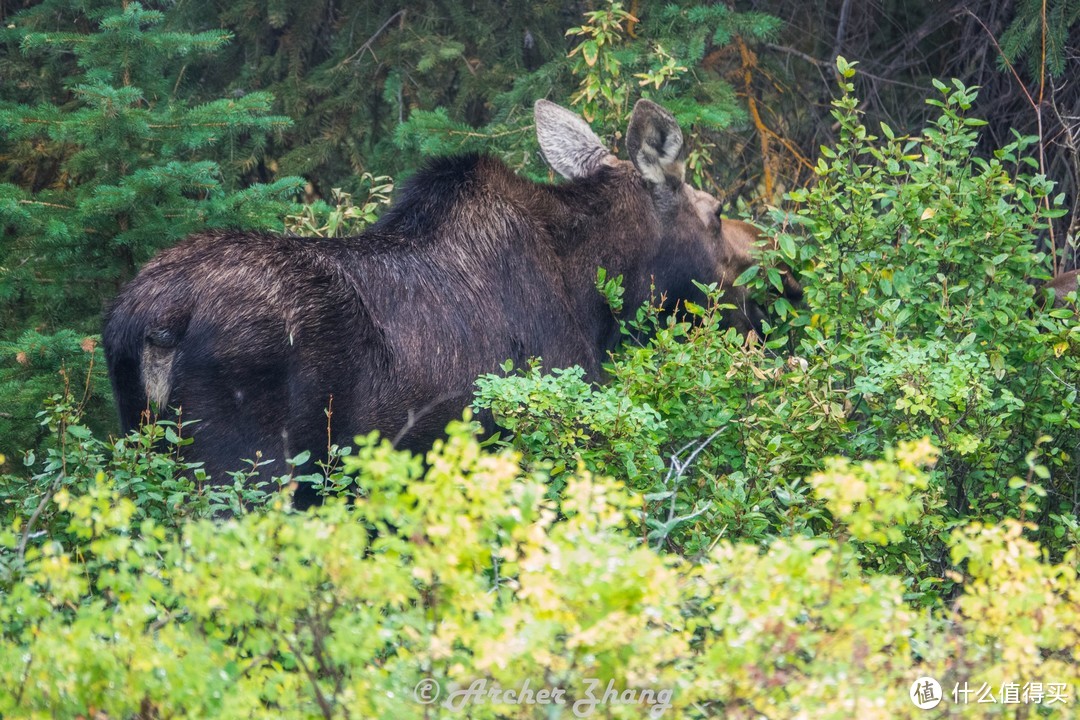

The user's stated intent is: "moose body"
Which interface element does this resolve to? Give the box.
[1045,269,1080,308]
[104,100,794,501]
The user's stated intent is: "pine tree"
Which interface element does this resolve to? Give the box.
[999,0,1080,78]
[156,1,780,188]
[393,0,780,187]
[0,1,303,458]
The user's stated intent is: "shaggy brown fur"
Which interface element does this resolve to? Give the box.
[103,100,799,505]
[1045,269,1079,308]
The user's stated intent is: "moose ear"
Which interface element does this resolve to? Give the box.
[534,99,612,179]
[626,99,686,185]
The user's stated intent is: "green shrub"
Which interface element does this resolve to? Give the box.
[0,394,327,562]
[474,64,1080,603]
[1,423,1078,718]
[476,362,667,486]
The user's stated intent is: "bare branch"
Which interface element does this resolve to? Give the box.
[335,10,406,70]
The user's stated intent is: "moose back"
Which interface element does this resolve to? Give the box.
[104,99,790,501]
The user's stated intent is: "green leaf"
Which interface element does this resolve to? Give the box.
[778,234,797,259]
[767,267,784,293]
[733,265,760,286]
[581,40,599,67]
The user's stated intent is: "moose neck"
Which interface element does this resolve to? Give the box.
[538,168,668,368]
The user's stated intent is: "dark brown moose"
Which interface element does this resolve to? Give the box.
[1044,269,1079,308]
[104,99,797,504]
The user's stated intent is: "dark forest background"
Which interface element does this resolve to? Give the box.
[1,0,1077,456]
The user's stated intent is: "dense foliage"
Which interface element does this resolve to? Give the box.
[476,69,1080,604]
[2,420,1079,718]
[1,1,1079,717]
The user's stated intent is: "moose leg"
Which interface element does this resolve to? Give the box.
[166,347,291,491]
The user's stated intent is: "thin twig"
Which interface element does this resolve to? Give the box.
[736,37,774,198]
[391,392,460,449]
[14,653,32,709]
[146,121,291,129]
[1037,0,1057,271]
[335,10,405,70]
[963,8,1057,270]
[764,43,928,91]
[1046,367,1078,393]
[17,199,73,210]
[831,0,854,66]
[17,474,64,561]
[663,429,724,532]
[444,126,530,139]
[237,650,277,679]
[764,42,830,68]
[283,634,335,720]
[78,349,95,415]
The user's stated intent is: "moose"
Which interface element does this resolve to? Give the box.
[104,99,799,504]
[1044,269,1079,308]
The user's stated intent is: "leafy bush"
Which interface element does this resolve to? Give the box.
[0,331,109,466]
[475,65,1080,603]
[284,174,394,238]
[476,363,667,486]
[2,423,1078,718]
[0,395,276,553]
